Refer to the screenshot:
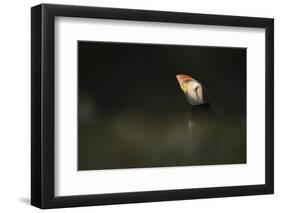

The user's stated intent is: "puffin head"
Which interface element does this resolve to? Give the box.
[176,74,208,106]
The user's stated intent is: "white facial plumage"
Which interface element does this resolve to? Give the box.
[176,74,206,106]
[185,80,204,106]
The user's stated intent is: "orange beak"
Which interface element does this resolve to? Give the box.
[176,74,192,81]
[176,74,192,92]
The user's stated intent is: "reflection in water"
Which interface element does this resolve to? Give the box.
[79,107,246,170]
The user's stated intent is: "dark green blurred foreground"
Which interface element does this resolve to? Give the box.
[78,109,246,170]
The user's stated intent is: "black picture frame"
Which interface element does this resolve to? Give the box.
[31,3,274,209]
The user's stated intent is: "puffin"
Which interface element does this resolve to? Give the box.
[176,74,244,165]
[176,74,219,133]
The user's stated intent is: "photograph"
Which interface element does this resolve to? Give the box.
[78,41,247,170]
[30,3,274,209]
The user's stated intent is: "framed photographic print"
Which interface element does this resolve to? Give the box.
[31,3,274,209]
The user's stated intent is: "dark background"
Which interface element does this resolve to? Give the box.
[78,41,246,170]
